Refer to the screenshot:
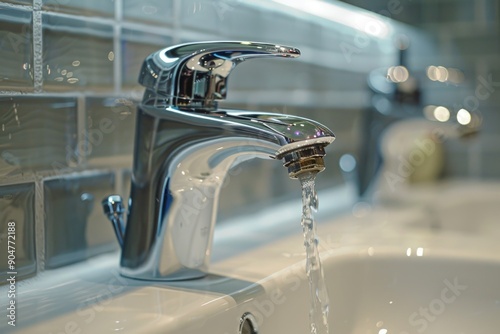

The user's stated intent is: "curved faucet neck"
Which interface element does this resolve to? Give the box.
[103,105,334,281]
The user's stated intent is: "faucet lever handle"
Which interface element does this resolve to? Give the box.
[139,41,301,110]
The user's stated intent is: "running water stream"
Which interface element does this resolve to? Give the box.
[299,172,330,334]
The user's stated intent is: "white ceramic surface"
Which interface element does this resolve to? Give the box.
[2,181,499,334]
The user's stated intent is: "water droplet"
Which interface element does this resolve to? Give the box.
[108,51,115,61]
[67,78,79,84]
[72,60,80,67]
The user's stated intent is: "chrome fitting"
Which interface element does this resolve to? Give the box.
[275,137,334,179]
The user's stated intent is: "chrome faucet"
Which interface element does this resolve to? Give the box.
[102,41,335,281]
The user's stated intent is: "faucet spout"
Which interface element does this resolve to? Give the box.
[101,41,335,281]
[222,110,335,178]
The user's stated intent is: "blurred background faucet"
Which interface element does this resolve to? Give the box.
[102,41,335,281]
[357,37,482,197]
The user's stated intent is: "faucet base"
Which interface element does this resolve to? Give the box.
[120,267,207,281]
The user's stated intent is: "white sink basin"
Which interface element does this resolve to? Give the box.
[210,247,500,334]
[3,182,500,334]
[325,252,500,334]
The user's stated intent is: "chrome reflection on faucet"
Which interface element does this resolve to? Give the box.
[102,41,335,281]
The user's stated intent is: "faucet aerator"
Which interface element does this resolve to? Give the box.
[280,146,327,179]
[275,137,335,179]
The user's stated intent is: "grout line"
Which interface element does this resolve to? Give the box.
[32,0,43,93]
[34,176,45,273]
[76,94,86,167]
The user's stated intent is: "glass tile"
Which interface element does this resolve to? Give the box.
[42,14,114,91]
[44,171,117,269]
[0,96,78,178]
[0,182,36,284]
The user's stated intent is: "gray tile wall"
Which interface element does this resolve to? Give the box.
[0,0,415,282]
